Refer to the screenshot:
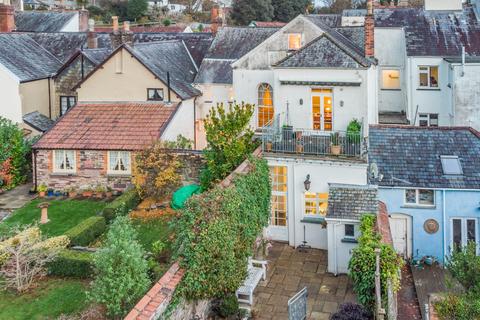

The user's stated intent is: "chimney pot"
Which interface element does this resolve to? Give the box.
[112,16,119,33]
[0,4,15,33]
[87,19,97,49]
[123,21,130,33]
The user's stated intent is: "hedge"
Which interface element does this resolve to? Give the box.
[65,216,106,247]
[47,249,94,278]
[102,189,140,222]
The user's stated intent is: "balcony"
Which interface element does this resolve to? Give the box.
[260,125,364,159]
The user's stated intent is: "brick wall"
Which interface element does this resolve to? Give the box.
[34,149,205,192]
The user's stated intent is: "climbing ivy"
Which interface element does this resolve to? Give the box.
[172,157,271,300]
[348,214,403,311]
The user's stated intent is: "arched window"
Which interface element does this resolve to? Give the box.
[258,83,274,127]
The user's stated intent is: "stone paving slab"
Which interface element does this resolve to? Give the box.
[0,184,34,221]
[252,242,357,320]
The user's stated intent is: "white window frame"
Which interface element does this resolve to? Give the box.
[418,113,439,127]
[53,150,76,174]
[381,68,401,90]
[404,189,435,207]
[450,218,478,253]
[344,223,356,238]
[418,65,439,88]
[287,33,302,51]
[107,151,132,175]
[270,166,288,227]
[303,192,328,219]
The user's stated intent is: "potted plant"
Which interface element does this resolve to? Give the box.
[68,187,78,198]
[54,190,62,197]
[82,187,93,198]
[47,188,54,197]
[105,187,113,198]
[282,124,293,140]
[94,185,105,199]
[38,184,48,198]
[331,132,342,155]
[296,141,304,153]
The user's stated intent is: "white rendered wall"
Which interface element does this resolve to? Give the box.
[452,64,480,130]
[61,12,79,32]
[0,64,22,123]
[161,99,195,145]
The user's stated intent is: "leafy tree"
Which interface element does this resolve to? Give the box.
[127,0,148,21]
[231,0,274,26]
[89,216,150,318]
[272,0,311,22]
[317,0,353,13]
[200,102,257,190]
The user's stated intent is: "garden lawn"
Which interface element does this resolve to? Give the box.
[0,199,107,237]
[132,215,172,252]
[0,278,90,320]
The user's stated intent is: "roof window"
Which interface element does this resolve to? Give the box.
[441,156,463,175]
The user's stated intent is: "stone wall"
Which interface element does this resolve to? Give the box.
[34,149,205,192]
[166,299,211,320]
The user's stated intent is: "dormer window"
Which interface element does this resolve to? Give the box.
[441,156,463,175]
[288,34,302,51]
[147,88,164,101]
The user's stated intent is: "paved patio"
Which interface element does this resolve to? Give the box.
[252,242,357,320]
[0,183,34,221]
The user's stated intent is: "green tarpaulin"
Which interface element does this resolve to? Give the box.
[171,184,201,209]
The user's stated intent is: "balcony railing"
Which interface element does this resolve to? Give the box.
[260,125,363,158]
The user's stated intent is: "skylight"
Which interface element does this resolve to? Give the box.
[441,156,463,175]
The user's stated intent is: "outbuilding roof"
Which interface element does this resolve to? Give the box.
[23,111,55,132]
[375,6,480,57]
[368,125,480,189]
[327,184,379,220]
[33,102,180,151]
[0,34,61,82]
[14,11,76,32]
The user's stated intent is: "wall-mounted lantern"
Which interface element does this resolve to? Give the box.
[299,98,304,105]
[304,174,311,191]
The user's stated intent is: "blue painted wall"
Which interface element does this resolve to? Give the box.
[378,188,480,264]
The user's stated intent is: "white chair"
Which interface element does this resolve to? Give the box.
[236,258,267,305]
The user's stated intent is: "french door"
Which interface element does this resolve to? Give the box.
[451,218,478,251]
[311,89,333,131]
[269,166,288,241]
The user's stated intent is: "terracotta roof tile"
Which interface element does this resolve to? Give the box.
[33,102,180,151]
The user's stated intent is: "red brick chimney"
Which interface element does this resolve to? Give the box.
[210,6,221,35]
[87,18,97,49]
[78,8,89,32]
[112,16,119,34]
[364,0,375,58]
[0,4,15,33]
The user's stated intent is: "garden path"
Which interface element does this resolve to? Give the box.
[0,183,34,220]
[252,242,357,320]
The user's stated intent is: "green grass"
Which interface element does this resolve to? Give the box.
[0,278,90,320]
[0,199,107,237]
[132,216,172,252]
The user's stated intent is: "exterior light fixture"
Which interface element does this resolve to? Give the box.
[304,174,311,191]
[299,98,304,105]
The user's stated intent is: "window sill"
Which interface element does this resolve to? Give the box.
[300,217,325,224]
[401,205,436,210]
[341,238,358,244]
[50,172,76,177]
[417,88,441,91]
[107,173,131,177]
[381,88,402,91]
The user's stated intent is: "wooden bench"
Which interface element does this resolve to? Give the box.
[236,258,267,305]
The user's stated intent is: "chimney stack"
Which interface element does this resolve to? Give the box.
[364,0,375,58]
[87,18,97,49]
[123,21,130,33]
[0,4,14,33]
[112,16,119,33]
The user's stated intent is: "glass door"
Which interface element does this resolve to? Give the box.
[452,218,477,251]
[269,166,288,241]
[311,89,333,131]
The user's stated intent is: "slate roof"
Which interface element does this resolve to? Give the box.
[194,59,233,84]
[14,11,76,32]
[33,102,180,150]
[0,34,61,82]
[305,14,342,28]
[23,111,54,132]
[275,34,368,68]
[327,184,379,220]
[81,48,111,65]
[375,6,480,56]
[194,27,277,84]
[368,125,480,189]
[335,26,365,52]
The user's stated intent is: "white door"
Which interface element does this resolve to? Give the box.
[268,166,288,241]
[311,89,333,131]
[390,217,408,258]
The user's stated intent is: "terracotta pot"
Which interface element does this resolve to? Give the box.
[266,142,272,152]
[82,191,93,198]
[296,144,304,153]
[68,192,77,199]
[94,192,104,199]
[39,191,46,198]
[331,145,342,155]
[105,191,113,198]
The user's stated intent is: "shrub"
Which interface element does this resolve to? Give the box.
[330,302,371,320]
[200,102,257,190]
[65,216,106,247]
[102,189,140,222]
[216,293,240,318]
[446,242,480,294]
[174,157,270,299]
[434,292,480,320]
[47,249,94,278]
[348,214,403,311]
[89,216,150,318]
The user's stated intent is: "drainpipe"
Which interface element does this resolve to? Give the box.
[291,162,296,248]
[48,77,52,119]
[33,150,38,192]
[193,96,197,150]
[461,46,466,77]
[443,190,447,262]
[167,71,171,103]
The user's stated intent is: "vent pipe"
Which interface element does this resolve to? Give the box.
[167,72,171,103]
